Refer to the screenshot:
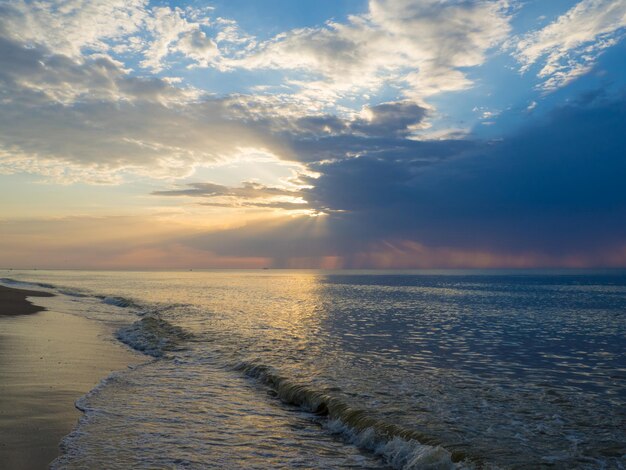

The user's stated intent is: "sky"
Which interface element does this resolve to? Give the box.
[1,0,625,269]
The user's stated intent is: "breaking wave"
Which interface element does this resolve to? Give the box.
[234,361,475,470]
[0,277,56,290]
[99,295,140,309]
[116,316,192,357]
[1,277,138,307]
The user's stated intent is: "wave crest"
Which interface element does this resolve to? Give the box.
[0,277,56,289]
[116,316,191,358]
[235,361,474,470]
[100,295,140,309]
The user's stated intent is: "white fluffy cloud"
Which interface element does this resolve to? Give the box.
[0,1,287,183]
[225,0,512,100]
[515,0,626,90]
[0,0,148,56]
[176,29,219,68]
[0,0,221,72]
[140,6,219,71]
[0,35,285,183]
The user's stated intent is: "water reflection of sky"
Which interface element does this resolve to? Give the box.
[7,270,626,468]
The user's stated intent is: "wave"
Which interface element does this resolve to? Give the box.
[57,289,89,298]
[235,361,475,470]
[99,295,140,309]
[1,276,190,358]
[50,365,145,469]
[116,316,192,358]
[1,277,135,306]
[0,277,56,290]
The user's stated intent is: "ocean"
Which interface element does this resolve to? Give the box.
[2,270,625,469]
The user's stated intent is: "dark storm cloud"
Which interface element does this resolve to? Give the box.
[186,91,626,264]
[258,101,434,163]
[309,91,626,253]
[351,102,428,137]
[285,101,427,139]
[286,132,475,164]
[300,139,478,213]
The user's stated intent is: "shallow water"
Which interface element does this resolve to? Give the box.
[3,270,625,469]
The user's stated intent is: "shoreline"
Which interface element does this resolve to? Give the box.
[0,284,144,469]
[0,285,55,316]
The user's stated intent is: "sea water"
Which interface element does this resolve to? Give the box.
[2,270,625,469]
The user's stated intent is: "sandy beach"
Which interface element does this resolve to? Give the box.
[0,286,55,316]
[0,285,144,469]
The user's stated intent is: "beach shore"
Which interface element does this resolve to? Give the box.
[0,285,55,316]
[0,285,144,469]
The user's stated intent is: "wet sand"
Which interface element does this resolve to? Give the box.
[0,285,55,316]
[0,285,144,469]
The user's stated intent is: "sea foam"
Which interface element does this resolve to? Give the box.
[235,361,473,470]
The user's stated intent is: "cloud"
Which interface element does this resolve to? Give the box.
[226,0,512,100]
[0,6,439,184]
[287,133,475,164]
[310,91,626,249]
[153,181,297,198]
[0,35,288,182]
[0,1,222,73]
[0,0,510,185]
[219,98,444,164]
[0,1,624,270]
[153,181,307,210]
[229,98,429,138]
[0,33,437,184]
[176,29,219,67]
[181,90,626,267]
[285,100,429,142]
[353,101,428,137]
[514,0,626,90]
[0,35,191,104]
[0,0,148,57]
[140,6,219,71]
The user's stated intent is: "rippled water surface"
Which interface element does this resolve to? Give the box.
[3,270,625,469]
